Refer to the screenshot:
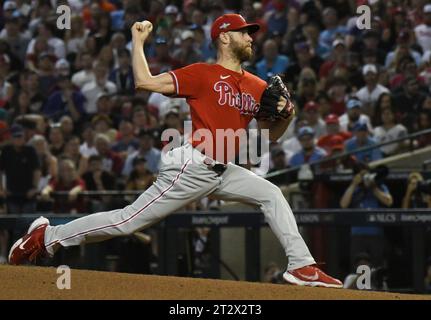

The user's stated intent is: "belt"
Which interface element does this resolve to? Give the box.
[203,156,227,176]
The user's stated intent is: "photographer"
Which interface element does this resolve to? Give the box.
[402,172,431,208]
[340,164,393,267]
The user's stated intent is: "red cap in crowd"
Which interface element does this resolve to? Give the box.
[328,135,345,151]
[325,114,339,125]
[211,14,260,41]
[304,101,319,112]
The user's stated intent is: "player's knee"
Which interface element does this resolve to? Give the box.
[259,182,284,204]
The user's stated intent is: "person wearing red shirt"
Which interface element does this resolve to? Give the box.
[317,114,352,153]
[10,14,342,288]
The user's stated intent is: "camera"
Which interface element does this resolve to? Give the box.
[363,172,377,188]
[360,165,389,188]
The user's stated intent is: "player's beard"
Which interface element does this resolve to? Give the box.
[230,39,253,63]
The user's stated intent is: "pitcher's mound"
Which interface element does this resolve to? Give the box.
[0,265,428,300]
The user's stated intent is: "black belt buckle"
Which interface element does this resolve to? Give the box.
[212,163,227,176]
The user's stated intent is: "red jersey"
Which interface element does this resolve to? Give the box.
[169,63,267,162]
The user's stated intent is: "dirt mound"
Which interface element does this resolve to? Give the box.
[0,265,428,300]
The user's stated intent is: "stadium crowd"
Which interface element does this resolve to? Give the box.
[0,0,430,287]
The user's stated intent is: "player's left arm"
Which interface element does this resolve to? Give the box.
[257,96,296,142]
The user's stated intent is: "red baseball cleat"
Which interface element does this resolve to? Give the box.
[283,265,343,288]
[8,216,50,265]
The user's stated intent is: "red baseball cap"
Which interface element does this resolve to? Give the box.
[304,101,319,112]
[325,113,339,125]
[328,135,345,151]
[211,14,260,41]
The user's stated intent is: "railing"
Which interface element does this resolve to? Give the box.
[264,127,431,179]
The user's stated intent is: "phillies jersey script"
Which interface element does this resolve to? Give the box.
[169,63,267,162]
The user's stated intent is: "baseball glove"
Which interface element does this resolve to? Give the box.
[256,75,295,122]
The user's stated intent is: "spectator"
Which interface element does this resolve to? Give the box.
[374,107,408,157]
[389,55,424,90]
[266,147,292,187]
[317,114,352,153]
[256,39,289,81]
[62,136,88,177]
[295,68,318,109]
[0,17,30,62]
[302,101,326,138]
[95,133,123,176]
[172,30,202,66]
[402,172,431,209]
[385,29,422,70]
[111,120,139,159]
[415,110,431,147]
[71,51,95,89]
[372,92,394,127]
[81,61,117,115]
[64,15,90,55]
[315,91,332,118]
[132,106,159,133]
[285,41,322,86]
[414,4,431,53]
[79,124,98,158]
[358,30,386,66]
[108,48,134,95]
[394,76,427,132]
[27,21,65,59]
[319,38,348,85]
[0,62,13,108]
[25,71,45,113]
[92,114,117,143]
[126,156,155,192]
[289,126,327,167]
[82,154,117,211]
[48,124,65,157]
[28,134,58,193]
[320,135,357,173]
[35,51,57,98]
[148,37,181,74]
[318,7,347,50]
[43,75,86,122]
[123,129,161,176]
[355,64,390,117]
[339,98,373,133]
[190,24,215,61]
[0,124,40,213]
[41,158,86,214]
[327,77,348,116]
[345,121,382,162]
[281,117,308,154]
[340,165,393,267]
[303,21,330,60]
[60,115,75,141]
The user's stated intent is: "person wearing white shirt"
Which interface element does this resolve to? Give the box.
[355,64,389,117]
[79,125,98,158]
[414,4,431,53]
[26,21,66,59]
[339,98,373,133]
[374,107,408,156]
[81,61,117,114]
[72,52,96,88]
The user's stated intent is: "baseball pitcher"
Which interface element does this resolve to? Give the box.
[9,14,342,288]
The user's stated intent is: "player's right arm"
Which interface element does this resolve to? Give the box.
[131,21,175,95]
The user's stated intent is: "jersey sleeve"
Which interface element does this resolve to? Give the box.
[169,63,204,98]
